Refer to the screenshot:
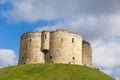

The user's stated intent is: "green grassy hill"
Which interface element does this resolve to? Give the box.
[0,64,114,80]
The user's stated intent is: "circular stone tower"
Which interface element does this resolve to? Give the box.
[18,32,45,64]
[18,29,92,67]
[45,30,83,65]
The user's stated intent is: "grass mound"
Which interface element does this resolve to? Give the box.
[0,64,114,80]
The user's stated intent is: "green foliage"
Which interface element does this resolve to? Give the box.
[0,64,114,80]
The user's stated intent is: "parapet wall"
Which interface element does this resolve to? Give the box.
[18,29,92,67]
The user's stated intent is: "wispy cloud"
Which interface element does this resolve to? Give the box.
[35,14,120,41]
[93,39,120,68]
[2,0,120,22]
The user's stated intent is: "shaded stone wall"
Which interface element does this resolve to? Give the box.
[82,40,92,67]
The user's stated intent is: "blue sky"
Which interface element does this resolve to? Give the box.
[0,0,120,80]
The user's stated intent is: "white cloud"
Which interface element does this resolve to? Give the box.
[92,40,120,68]
[2,0,120,22]
[35,14,120,41]
[34,21,69,31]
[91,39,120,80]
[0,49,17,67]
[68,14,120,41]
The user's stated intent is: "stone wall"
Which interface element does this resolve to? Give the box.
[18,29,92,67]
[82,40,92,67]
[45,30,82,65]
[18,32,45,64]
[41,31,50,52]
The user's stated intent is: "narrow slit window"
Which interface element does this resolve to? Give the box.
[50,56,52,59]
[73,57,75,60]
[30,39,32,43]
[72,38,74,43]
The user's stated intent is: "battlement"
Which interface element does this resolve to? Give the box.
[21,32,41,39]
[18,29,92,67]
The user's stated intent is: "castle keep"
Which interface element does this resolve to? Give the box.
[18,29,92,67]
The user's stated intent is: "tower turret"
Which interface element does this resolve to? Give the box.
[41,31,50,53]
[18,32,45,64]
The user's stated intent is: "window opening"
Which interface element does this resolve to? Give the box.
[50,56,52,59]
[42,49,48,53]
[73,57,75,60]
[72,38,74,43]
[30,39,32,43]
[73,57,75,64]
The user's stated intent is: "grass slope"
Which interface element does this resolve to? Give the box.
[0,64,114,80]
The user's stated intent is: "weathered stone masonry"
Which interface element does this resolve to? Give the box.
[18,29,92,67]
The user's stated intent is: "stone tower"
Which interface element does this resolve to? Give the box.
[82,40,92,67]
[18,29,92,67]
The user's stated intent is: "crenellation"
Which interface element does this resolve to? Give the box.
[18,29,92,67]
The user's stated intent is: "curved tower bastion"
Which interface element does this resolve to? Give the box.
[18,29,92,67]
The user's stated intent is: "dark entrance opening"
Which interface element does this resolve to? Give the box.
[50,56,52,59]
[73,57,75,60]
[42,49,48,53]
